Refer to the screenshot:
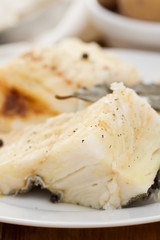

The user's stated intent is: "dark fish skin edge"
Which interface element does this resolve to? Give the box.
[123,170,160,208]
[8,175,63,203]
[7,171,160,208]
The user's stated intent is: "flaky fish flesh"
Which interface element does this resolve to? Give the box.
[0,83,160,209]
[0,38,141,132]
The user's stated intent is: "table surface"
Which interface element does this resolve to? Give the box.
[0,222,160,240]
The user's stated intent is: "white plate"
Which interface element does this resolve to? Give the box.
[0,48,160,228]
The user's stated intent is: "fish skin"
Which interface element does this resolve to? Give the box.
[0,83,160,209]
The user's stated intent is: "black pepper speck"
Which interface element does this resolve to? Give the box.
[81,53,89,59]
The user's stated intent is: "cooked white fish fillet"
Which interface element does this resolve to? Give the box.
[1,82,158,209]
[0,38,141,132]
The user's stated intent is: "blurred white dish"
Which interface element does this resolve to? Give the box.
[0,0,89,46]
[86,0,160,50]
[0,0,52,31]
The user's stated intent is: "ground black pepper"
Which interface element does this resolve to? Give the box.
[81,53,89,60]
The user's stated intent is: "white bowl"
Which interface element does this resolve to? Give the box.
[0,0,87,46]
[86,0,160,50]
